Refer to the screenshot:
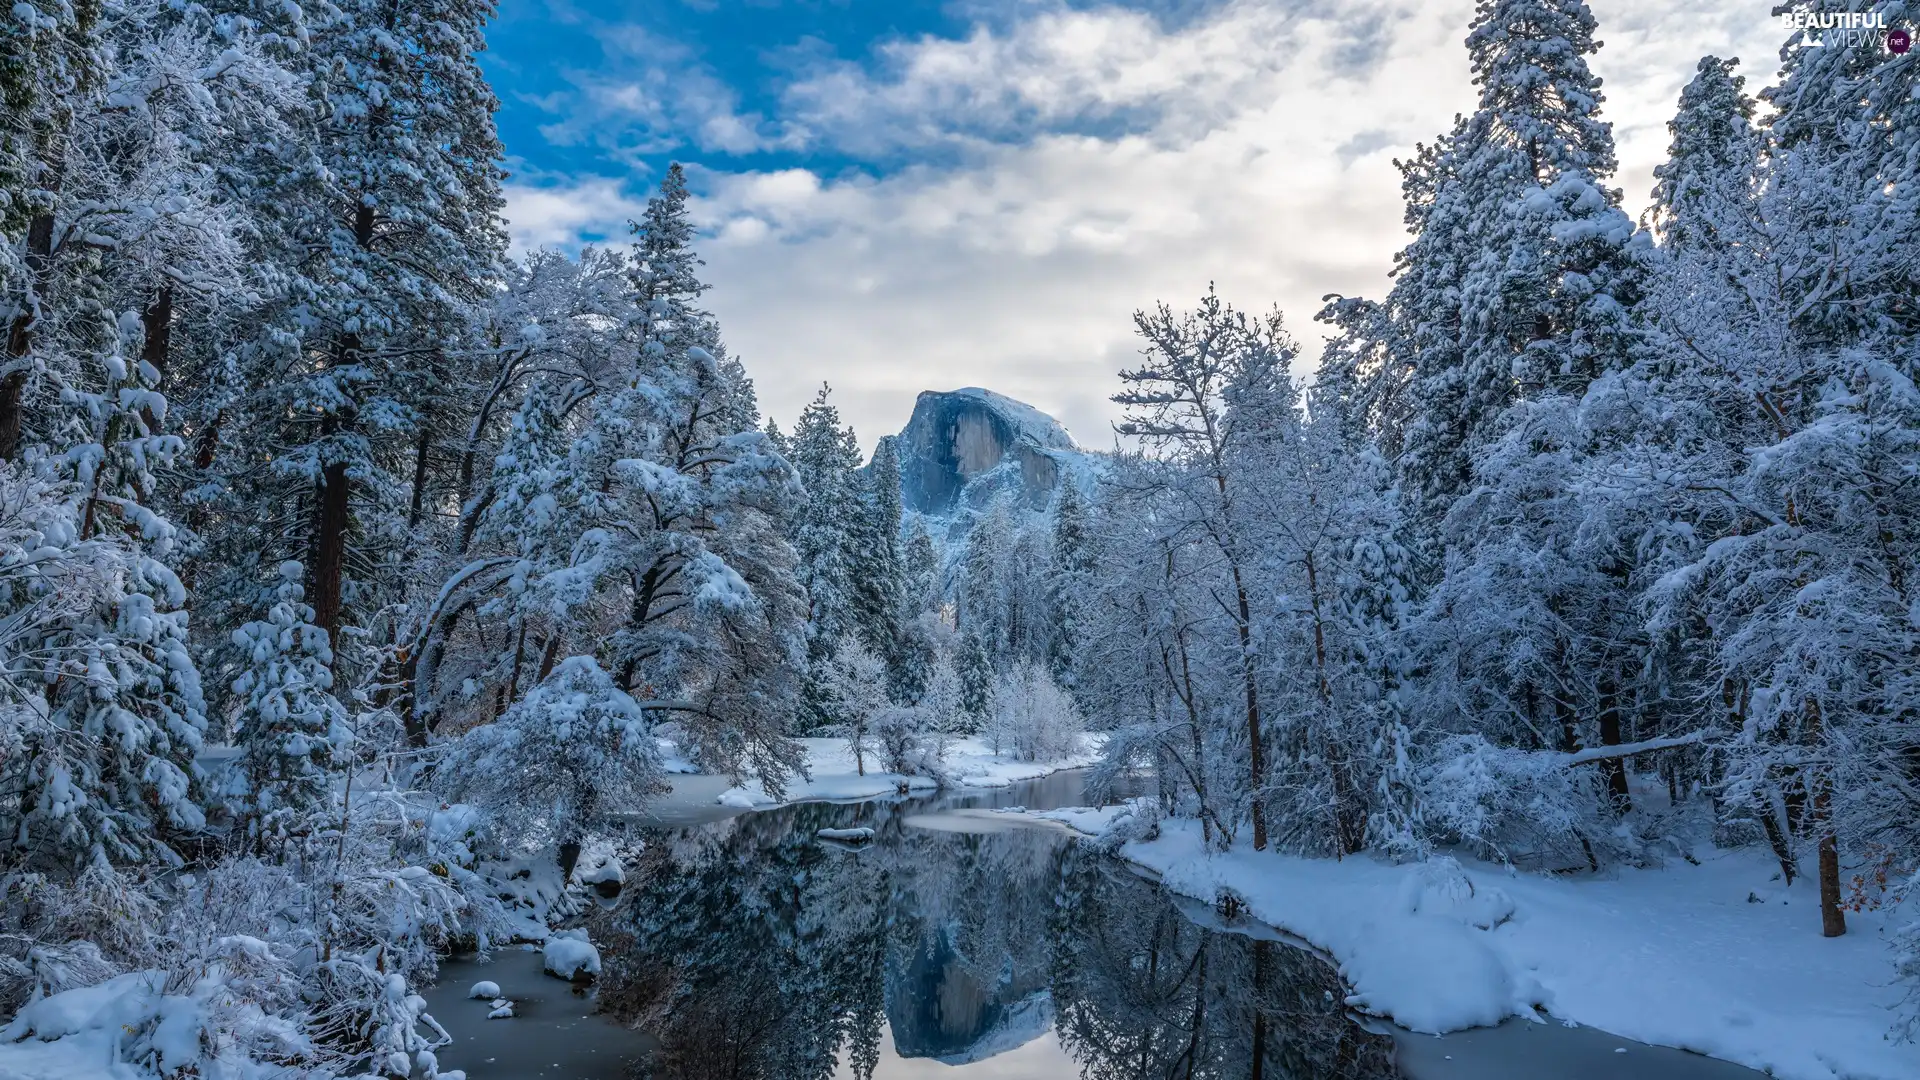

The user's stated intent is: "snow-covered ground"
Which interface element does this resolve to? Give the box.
[1040,816,1916,1080]
[654,735,1104,815]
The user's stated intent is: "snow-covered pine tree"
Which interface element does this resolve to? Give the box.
[1629,6,1920,939]
[0,0,311,875]
[0,463,207,873]
[1646,56,1759,254]
[789,384,862,731]
[957,495,1012,663]
[902,518,940,617]
[1393,0,1646,545]
[955,628,993,734]
[847,435,906,697]
[230,561,347,850]
[1047,476,1093,694]
[893,517,944,702]
[412,165,808,795]
[790,385,861,648]
[243,0,506,646]
[0,0,98,461]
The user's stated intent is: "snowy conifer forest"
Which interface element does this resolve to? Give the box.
[0,0,1917,1077]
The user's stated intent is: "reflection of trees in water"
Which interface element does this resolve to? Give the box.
[1050,849,1396,1080]
[595,797,1391,1080]
[597,801,897,1080]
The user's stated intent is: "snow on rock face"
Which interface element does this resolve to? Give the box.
[541,930,601,981]
[893,387,1090,519]
[468,980,501,1000]
[936,989,1055,1066]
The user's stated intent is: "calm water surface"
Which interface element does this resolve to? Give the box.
[433,771,1762,1080]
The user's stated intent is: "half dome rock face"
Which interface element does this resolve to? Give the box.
[897,387,1080,517]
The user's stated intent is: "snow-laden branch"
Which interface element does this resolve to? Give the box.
[1559,731,1705,767]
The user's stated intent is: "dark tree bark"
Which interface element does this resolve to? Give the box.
[137,285,174,433]
[0,209,57,461]
[407,407,432,530]
[309,203,377,642]
[1597,674,1631,814]
[310,459,351,639]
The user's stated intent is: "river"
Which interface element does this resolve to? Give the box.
[428,771,1764,1079]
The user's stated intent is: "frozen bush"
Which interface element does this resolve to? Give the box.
[988,662,1086,762]
[874,704,947,779]
[1417,734,1638,869]
[438,656,668,857]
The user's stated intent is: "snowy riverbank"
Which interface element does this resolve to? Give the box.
[1028,813,1915,1080]
[652,734,1105,816]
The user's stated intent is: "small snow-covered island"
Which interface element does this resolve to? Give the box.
[0,0,1915,1078]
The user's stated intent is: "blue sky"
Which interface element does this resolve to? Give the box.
[483,1,1788,451]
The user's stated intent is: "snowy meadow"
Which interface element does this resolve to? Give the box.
[1,0,1918,1077]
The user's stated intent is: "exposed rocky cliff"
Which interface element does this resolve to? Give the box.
[893,387,1091,520]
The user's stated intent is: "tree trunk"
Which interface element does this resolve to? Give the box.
[1596,674,1631,813]
[1814,773,1845,938]
[1305,554,1364,855]
[0,210,57,461]
[407,407,432,530]
[1231,566,1266,851]
[137,285,174,433]
[1760,790,1797,886]
[309,204,377,644]
[311,459,351,640]
[1802,699,1843,937]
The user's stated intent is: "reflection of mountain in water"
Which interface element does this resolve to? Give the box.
[884,924,1052,1063]
[594,788,1395,1079]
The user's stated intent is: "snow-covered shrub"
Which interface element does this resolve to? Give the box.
[816,635,890,774]
[143,933,312,1075]
[917,653,969,735]
[0,864,159,1014]
[989,662,1085,762]
[874,704,946,779]
[439,656,667,857]
[1417,734,1638,869]
[1397,855,1515,930]
[1088,797,1163,854]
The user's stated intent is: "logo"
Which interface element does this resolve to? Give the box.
[1892,28,1913,53]
[1781,10,1900,49]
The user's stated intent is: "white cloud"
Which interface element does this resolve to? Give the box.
[504,0,1788,453]
[502,178,647,255]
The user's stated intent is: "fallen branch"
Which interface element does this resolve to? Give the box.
[1561,731,1705,767]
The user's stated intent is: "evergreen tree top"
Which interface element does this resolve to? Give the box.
[1463,0,1615,182]
[1648,56,1757,249]
[630,162,707,308]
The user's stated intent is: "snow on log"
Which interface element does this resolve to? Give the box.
[1559,731,1704,766]
[816,827,875,842]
